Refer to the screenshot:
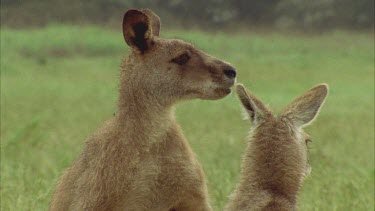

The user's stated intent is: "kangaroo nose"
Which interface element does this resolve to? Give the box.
[224,68,236,79]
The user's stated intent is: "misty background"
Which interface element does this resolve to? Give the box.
[2,0,374,30]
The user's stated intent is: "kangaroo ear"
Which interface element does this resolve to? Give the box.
[236,84,271,125]
[281,84,329,128]
[123,9,155,53]
[141,9,161,36]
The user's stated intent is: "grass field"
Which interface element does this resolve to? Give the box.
[1,25,374,210]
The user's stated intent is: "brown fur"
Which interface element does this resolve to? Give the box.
[50,9,236,211]
[225,84,328,211]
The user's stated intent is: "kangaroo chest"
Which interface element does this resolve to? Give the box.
[116,134,204,210]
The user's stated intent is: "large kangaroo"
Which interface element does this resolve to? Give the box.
[225,84,328,211]
[50,9,236,211]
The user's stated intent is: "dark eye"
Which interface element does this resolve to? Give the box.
[171,53,190,65]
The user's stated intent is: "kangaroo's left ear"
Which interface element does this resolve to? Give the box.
[141,9,161,36]
[122,9,158,53]
[236,84,271,125]
[281,84,329,128]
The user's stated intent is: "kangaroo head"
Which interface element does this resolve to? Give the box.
[236,84,328,180]
[121,9,236,105]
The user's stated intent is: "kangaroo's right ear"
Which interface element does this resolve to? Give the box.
[236,84,271,125]
[123,9,157,53]
[281,84,329,128]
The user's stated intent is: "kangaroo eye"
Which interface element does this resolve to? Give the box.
[171,53,190,65]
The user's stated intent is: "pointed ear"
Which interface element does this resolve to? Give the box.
[141,9,161,36]
[236,84,271,124]
[122,9,156,53]
[281,84,329,128]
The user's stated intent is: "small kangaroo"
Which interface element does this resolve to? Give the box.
[225,84,328,211]
[50,9,236,211]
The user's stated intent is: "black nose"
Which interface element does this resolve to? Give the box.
[224,69,236,79]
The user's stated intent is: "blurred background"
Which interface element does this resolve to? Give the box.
[1,0,374,29]
[1,1,374,210]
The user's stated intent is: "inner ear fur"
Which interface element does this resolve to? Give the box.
[123,9,154,53]
[281,84,329,127]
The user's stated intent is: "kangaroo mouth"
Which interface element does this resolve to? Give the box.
[215,78,236,94]
[214,87,232,96]
[216,79,235,93]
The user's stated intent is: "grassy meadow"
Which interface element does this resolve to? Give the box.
[1,25,374,210]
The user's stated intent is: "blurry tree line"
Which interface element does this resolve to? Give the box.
[1,0,374,30]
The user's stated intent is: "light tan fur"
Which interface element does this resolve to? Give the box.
[225,84,328,211]
[50,9,236,211]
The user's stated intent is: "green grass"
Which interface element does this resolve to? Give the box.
[1,25,374,210]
